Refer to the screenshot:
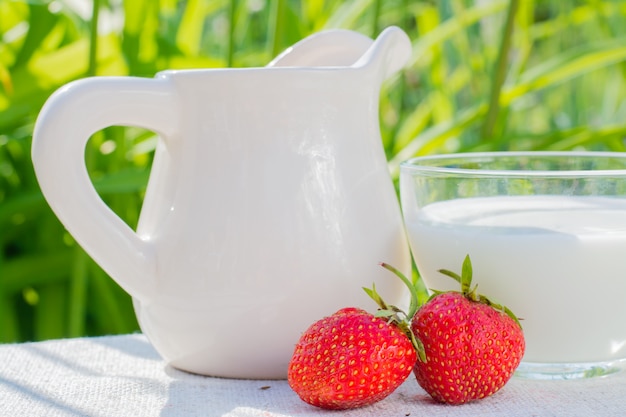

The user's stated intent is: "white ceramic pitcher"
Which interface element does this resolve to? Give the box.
[31,26,412,379]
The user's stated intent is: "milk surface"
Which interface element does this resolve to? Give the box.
[406,195,626,363]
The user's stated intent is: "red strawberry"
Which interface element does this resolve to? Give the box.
[287,306,417,410]
[409,255,525,404]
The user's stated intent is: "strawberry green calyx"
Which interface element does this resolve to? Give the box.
[363,263,428,362]
[438,254,523,329]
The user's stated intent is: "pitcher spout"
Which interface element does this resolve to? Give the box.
[353,26,413,83]
[268,26,412,76]
[268,29,373,67]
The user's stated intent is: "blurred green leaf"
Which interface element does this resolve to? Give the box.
[11,3,59,69]
[506,40,626,100]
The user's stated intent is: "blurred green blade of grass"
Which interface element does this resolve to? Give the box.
[484,124,626,152]
[393,37,626,169]
[324,0,373,30]
[267,0,287,58]
[3,251,73,294]
[302,0,329,31]
[547,125,626,151]
[0,169,150,229]
[0,192,46,233]
[89,263,139,335]
[408,0,508,69]
[528,2,626,41]
[10,3,59,69]
[389,104,486,176]
[68,247,89,337]
[177,0,218,57]
[0,297,20,342]
[34,283,66,340]
[91,168,150,195]
[507,41,626,99]
[0,34,126,129]
[481,0,519,140]
[123,0,150,37]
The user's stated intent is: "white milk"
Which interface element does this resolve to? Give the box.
[405,195,626,363]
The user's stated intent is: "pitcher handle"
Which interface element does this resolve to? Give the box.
[31,76,179,301]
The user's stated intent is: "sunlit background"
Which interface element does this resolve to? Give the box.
[1,0,625,343]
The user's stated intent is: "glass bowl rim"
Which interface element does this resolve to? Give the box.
[399,151,626,178]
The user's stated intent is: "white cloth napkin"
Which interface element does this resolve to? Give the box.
[0,334,624,416]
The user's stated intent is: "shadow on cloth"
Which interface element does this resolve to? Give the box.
[159,365,428,417]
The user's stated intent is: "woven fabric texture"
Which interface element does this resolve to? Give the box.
[0,334,624,416]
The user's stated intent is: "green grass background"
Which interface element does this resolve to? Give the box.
[1,0,625,342]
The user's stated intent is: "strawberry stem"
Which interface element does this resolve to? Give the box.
[379,262,421,318]
[438,254,523,329]
[439,254,473,294]
[363,263,429,362]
